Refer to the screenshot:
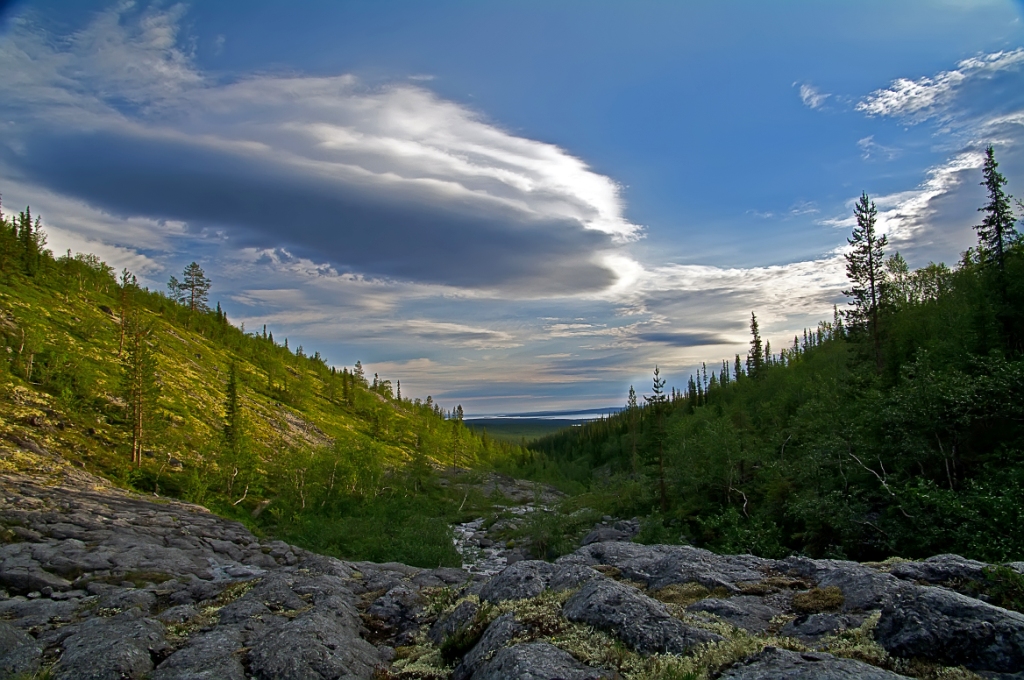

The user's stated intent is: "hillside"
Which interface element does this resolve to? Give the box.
[519,155,1024,565]
[0,204,526,567]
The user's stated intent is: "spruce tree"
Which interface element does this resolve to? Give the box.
[644,366,669,511]
[626,385,639,474]
[746,312,764,379]
[843,192,887,372]
[976,146,1018,276]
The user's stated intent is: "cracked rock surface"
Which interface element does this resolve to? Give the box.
[3,467,1024,679]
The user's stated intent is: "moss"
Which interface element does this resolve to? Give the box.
[791,586,844,614]
[651,582,729,607]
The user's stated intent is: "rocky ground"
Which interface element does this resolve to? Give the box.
[1,465,1023,679]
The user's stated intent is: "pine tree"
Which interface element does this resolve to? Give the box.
[843,192,887,372]
[626,385,639,474]
[746,312,764,379]
[644,366,669,511]
[180,262,211,313]
[976,146,1018,276]
[117,268,137,357]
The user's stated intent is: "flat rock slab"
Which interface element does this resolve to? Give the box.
[780,556,903,612]
[563,577,722,655]
[472,642,613,680]
[51,611,170,680]
[720,647,909,679]
[889,554,988,585]
[479,560,598,604]
[876,585,1024,673]
[687,595,782,633]
[0,619,42,677]
[559,542,769,592]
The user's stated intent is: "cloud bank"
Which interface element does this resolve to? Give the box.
[0,4,641,296]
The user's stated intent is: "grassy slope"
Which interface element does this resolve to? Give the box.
[0,262,522,566]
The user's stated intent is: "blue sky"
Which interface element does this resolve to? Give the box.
[1,1,1023,414]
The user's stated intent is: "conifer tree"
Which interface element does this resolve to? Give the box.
[844,192,887,372]
[626,385,639,474]
[976,146,1018,276]
[644,366,669,511]
[746,312,764,379]
[181,262,211,313]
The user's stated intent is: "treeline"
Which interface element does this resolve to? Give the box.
[525,147,1024,563]
[0,196,522,566]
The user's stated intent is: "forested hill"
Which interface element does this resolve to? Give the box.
[0,200,524,566]
[522,147,1024,564]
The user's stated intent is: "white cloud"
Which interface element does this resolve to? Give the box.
[799,83,831,109]
[857,47,1024,121]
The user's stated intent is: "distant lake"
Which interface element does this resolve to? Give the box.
[464,407,621,443]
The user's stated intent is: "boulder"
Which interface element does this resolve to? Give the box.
[889,554,988,585]
[0,620,42,677]
[780,613,865,642]
[151,626,247,680]
[780,557,902,612]
[875,584,1024,673]
[472,642,613,680]
[247,609,382,679]
[51,611,170,680]
[563,577,722,655]
[687,595,782,633]
[479,561,557,603]
[454,612,525,680]
[720,647,909,679]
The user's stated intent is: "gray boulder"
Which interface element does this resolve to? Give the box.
[560,542,768,592]
[876,585,1024,673]
[720,647,908,679]
[472,642,613,680]
[890,554,988,585]
[687,595,782,633]
[780,613,865,642]
[151,626,247,680]
[429,599,479,645]
[479,561,557,603]
[51,611,170,680]
[0,619,42,677]
[563,577,722,655]
[780,557,902,612]
[247,609,382,679]
[454,612,526,680]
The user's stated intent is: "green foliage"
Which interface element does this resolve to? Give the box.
[0,199,529,566]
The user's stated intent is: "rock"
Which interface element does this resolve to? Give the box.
[560,542,769,592]
[563,577,722,655]
[51,611,170,680]
[687,595,782,633]
[472,642,613,680]
[780,613,865,642]
[890,554,989,585]
[581,527,632,545]
[151,627,247,680]
[780,557,902,612]
[246,609,382,679]
[0,620,42,677]
[720,647,908,679]
[368,585,425,644]
[875,584,1024,673]
[479,561,557,603]
[429,599,479,645]
[454,612,525,680]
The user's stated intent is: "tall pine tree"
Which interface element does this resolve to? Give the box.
[844,192,887,372]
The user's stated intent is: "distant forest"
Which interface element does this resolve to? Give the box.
[518,147,1024,563]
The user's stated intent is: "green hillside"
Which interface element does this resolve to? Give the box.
[518,150,1024,564]
[0,202,525,567]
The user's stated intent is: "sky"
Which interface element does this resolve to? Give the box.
[1,1,1023,415]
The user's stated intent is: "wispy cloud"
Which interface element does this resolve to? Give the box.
[857,48,1024,121]
[798,83,831,109]
[857,135,901,161]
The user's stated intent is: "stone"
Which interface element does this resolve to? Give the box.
[876,584,1024,673]
[563,577,722,655]
[429,599,479,645]
[454,612,525,680]
[890,554,989,585]
[780,612,865,642]
[687,595,782,633]
[0,620,42,677]
[51,611,170,680]
[246,609,382,679]
[720,647,908,679]
[581,527,631,545]
[780,557,903,612]
[479,561,557,603]
[472,642,613,680]
[560,542,769,592]
[151,627,247,680]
